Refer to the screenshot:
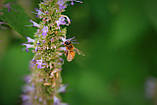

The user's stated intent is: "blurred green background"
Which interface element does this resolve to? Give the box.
[1,0,157,105]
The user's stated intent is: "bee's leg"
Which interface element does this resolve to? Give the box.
[72,42,79,44]
[75,48,81,55]
[65,50,68,56]
[75,48,85,56]
[68,36,76,41]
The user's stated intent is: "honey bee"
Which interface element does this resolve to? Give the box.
[63,38,80,62]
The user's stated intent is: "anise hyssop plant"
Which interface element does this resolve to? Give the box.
[22,0,82,105]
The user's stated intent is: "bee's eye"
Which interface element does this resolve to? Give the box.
[68,41,71,44]
[65,41,71,45]
[65,41,69,45]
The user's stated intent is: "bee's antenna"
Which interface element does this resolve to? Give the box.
[72,42,79,44]
[68,36,76,41]
[71,39,77,41]
[24,25,33,27]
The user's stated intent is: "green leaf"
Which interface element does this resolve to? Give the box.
[4,0,16,3]
[145,0,157,31]
[107,2,149,48]
[0,3,36,37]
[0,46,33,105]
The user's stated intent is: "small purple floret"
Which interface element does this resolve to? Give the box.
[21,95,30,101]
[36,59,46,69]
[56,17,66,29]
[30,20,40,27]
[53,96,60,105]
[22,44,34,52]
[27,37,35,43]
[42,26,48,36]
[23,85,34,93]
[57,0,67,11]
[57,85,68,93]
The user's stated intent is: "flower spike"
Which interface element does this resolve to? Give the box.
[22,0,83,105]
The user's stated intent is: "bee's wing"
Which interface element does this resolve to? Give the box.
[74,48,85,56]
[67,51,75,62]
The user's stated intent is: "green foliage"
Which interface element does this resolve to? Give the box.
[145,0,157,31]
[1,0,157,105]
[0,3,36,38]
[0,46,33,105]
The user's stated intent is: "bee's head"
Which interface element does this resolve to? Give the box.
[64,41,71,45]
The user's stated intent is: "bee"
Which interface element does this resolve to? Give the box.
[63,37,80,62]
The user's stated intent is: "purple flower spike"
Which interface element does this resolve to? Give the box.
[42,26,48,36]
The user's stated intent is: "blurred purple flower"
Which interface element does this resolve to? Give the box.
[57,85,68,93]
[53,96,60,105]
[21,95,30,101]
[53,96,69,105]
[39,97,43,102]
[22,101,32,105]
[4,3,11,12]
[24,75,32,83]
[23,85,34,93]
